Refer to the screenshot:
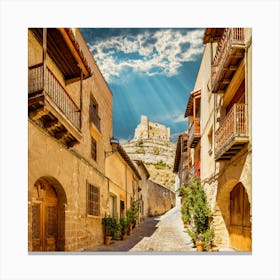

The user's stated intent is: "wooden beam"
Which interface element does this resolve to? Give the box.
[55,129,67,139]
[29,107,45,121]
[229,65,238,71]
[58,28,89,77]
[44,118,59,128]
[222,79,230,84]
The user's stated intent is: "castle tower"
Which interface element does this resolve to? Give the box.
[134,115,170,142]
[134,115,149,140]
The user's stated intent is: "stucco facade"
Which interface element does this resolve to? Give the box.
[105,144,141,220]
[199,28,252,251]
[174,28,252,251]
[28,28,113,251]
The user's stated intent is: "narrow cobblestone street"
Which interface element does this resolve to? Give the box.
[87,196,195,252]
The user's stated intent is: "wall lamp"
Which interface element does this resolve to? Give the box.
[105,137,119,157]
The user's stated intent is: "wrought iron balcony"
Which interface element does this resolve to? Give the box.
[215,103,249,160]
[28,63,82,147]
[188,119,201,148]
[211,28,245,93]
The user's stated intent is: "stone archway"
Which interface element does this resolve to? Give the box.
[229,182,252,251]
[30,176,67,251]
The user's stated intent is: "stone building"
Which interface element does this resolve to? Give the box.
[28,28,114,251]
[135,160,176,219]
[174,28,252,251]
[123,116,176,190]
[105,143,141,220]
[134,115,170,142]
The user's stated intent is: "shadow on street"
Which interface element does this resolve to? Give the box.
[86,216,161,252]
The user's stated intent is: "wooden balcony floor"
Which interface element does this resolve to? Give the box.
[28,93,81,148]
[215,136,249,161]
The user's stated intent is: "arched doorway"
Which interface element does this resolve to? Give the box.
[31,177,66,251]
[229,182,251,251]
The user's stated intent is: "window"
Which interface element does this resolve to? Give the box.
[91,137,97,161]
[120,200,125,217]
[89,96,100,131]
[87,183,99,216]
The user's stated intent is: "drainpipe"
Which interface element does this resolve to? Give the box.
[79,70,83,130]
[42,28,47,87]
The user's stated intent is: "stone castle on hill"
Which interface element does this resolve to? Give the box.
[134,115,170,142]
[123,115,176,190]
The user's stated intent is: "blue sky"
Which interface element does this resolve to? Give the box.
[80,28,204,143]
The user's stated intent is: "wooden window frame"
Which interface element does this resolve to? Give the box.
[91,137,97,161]
[86,183,100,217]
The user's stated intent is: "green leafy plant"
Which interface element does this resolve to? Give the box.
[203,228,213,251]
[113,220,122,240]
[119,217,129,234]
[136,147,145,154]
[153,147,160,155]
[102,216,117,237]
[180,178,213,250]
[126,200,139,225]
[181,205,190,225]
[154,160,167,169]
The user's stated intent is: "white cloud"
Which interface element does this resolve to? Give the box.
[173,114,186,123]
[88,29,204,82]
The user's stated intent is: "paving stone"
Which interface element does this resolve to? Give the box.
[85,197,195,252]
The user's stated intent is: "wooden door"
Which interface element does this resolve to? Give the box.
[32,180,58,251]
[229,183,252,251]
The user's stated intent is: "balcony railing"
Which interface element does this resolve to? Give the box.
[89,106,101,131]
[212,28,245,92]
[188,119,200,148]
[28,63,81,130]
[215,103,248,159]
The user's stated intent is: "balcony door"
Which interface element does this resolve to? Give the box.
[32,179,58,251]
[229,182,251,251]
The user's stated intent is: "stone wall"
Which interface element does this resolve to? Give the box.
[134,115,170,142]
[147,180,176,217]
[28,122,109,251]
[124,139,175,166]
[123,139,176,190]
[28,28,113,251]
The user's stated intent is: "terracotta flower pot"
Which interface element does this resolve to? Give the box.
[127,224,133,235]
[122,233,127,240]
[104,236,112,245]
[196,241,204,252]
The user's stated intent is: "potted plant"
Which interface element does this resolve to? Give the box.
[130,200,140,228]
[119,217,128,240]
[181,202,190,228]
[196,234,204,252]
[113,221,122,240]
[102,216,116,245]
[180,178,213,252]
